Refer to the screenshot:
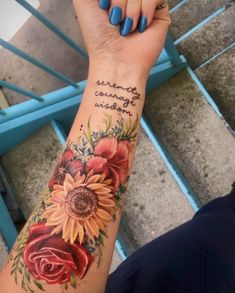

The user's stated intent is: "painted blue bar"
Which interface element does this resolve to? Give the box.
[0,60,187,122]
[0,94,83,154]
[51,120,67,145]
[170,0,189,14]
[182,56,230,128]
[0,39,78,88]
[0,80,86,123]
[115,239,128,261]
[175,7,225,45]
[0,80,43,101]
[155,49,171,66]
[147,58,187,93]
[165,33,182,65]
[195,41,235,71]
[0,192,18,250]
[0,109,6,115]
[141,116,201,212]
[15,0,88,59]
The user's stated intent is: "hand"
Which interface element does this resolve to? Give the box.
[73,0,170,81]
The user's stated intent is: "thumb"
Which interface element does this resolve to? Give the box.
[154,4,171,24]
[146,5,171,50]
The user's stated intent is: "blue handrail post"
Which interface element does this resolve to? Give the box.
[0,80,43,102]
[165,33,182,65]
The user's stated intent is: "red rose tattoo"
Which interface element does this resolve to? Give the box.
[23,223,93,284]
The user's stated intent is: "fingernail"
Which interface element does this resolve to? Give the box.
[120,17,133,36]
[138,16,147,33]
[109,7,122,26]
[99,0,110,10]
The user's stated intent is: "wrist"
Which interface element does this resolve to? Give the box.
[88,59,148,91]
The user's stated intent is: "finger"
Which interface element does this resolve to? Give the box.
[109,0,127,26]
[120,0,142,36]
[138,0,163,33]
[99,0,111,10]
[141,5,170,66]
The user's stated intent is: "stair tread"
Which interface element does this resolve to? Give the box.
[177,4,235,69]
[196,46,235,130]
[124,129,194,247]
[145,69,235,205]
[0,234,8,271]
[1,124,63,218]
[171,0,230,40]
[0,0,88,105]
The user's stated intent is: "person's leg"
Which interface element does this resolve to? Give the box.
[106,188,235,292]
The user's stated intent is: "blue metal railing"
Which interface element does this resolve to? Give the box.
[0,39,79,88]
[0,0,183,115]
[0,0,204,259]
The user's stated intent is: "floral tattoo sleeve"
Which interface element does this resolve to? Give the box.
[10,110,139,291]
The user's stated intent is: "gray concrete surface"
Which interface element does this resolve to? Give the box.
[1,124,63,218]
[196,46,235,131]
[170,0,231,39]
[169,0,182,9]
[178,3,235,69]
[0,0,88,105]
[124,129,194,247]
[0,234,8,271]
[145,69,235,205]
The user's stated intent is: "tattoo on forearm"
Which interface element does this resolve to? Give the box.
[10,112,139,292]
[95,80,141,117]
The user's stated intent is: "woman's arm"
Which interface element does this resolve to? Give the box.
[0,1,170,292]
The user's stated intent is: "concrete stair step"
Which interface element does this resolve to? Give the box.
[169,0,182,9]
[0,234,8,270]
[124,129,194,247]
[145,69,235,205]
[177,3,235,69]
[196,46,235,130]
[170,0,231,39]
[1,124,63,219]
[0,0,88,105]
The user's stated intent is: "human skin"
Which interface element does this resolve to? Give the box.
[0,1,170,292]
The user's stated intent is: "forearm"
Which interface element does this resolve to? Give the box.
[0,64,146,293]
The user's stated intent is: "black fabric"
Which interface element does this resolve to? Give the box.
[106,191,235,293]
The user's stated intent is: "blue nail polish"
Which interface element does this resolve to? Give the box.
[120,17,133,36]
[109,7,122,26]
[99,0,110,10]
[138,16,147,33]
